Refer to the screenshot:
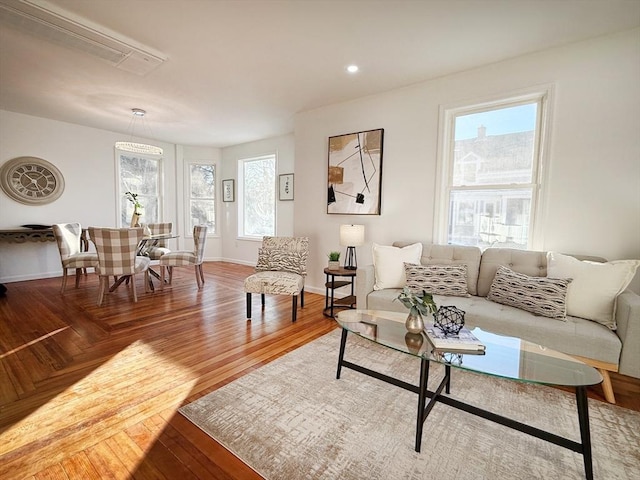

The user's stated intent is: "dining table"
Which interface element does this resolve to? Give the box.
[109,232,179,293]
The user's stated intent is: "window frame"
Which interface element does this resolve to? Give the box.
[434,87,553,250]
[237,153,277,240]
[186,162,217,236]
[115,149,163,227]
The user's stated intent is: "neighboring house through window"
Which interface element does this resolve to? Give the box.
[117,151,162,227]
[188,163,216,234]
[238,154,276,238]
[435,88,551,250]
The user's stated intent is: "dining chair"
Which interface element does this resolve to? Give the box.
[143,222,173,259]
[243,236,309,322]
[52,223,99,293]
[159,225,208,289]
[88,227,151,306]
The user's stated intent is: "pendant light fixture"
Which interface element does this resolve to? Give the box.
[115,108,163,156]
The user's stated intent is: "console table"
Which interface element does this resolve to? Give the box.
[0,227,89,250]
[0,228,56,243]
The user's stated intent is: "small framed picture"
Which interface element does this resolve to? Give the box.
[279,173,294,201]
[222,179,234,202]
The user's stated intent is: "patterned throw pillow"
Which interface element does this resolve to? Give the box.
[487,266,572,319]
[404,263,470,297]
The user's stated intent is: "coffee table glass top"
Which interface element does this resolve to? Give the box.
[336,310,602,387]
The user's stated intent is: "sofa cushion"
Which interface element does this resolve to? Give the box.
[363,289,622,366]
[435,295,622,366]
[404,263,470,297]
[487,266,572,319]
[395,242,481,295]
[547,252,640,329]
[477,248,548,297]
[372,243,422,290]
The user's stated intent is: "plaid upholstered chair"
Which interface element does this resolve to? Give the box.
[244,236,309,322]
[142,222,173,260]
[52,223,99,293]
[159,225,208,290]
[88,227,151,306]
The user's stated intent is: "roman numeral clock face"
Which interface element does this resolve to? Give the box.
[0,157,65,205]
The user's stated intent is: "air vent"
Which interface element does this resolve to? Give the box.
[0,0,166,75]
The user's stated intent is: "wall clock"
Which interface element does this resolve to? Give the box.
[0,156,65,205]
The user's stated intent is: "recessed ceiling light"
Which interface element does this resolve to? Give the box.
[346,65,359,73]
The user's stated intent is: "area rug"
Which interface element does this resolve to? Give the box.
[179,330,640,479]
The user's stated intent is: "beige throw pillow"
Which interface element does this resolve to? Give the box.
[372,243,422,290]
[547,252,640,329]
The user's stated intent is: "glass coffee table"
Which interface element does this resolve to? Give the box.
[335,310,603,480]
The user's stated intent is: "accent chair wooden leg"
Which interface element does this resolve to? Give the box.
[300,288,304,308]
[61,268,68,294]
[132,274,138,302]
[246,292,252,319]
[144,271,151,293]
[195,264,203,289]
[261,293,265,309]
[75,268,81,288]
[599,368,616,404]
[97,276,106,306]
[168,266,173,284]
[198,264,205,287]
[292,295,298,322]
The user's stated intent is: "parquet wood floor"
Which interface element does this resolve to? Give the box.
[0,262,638,479]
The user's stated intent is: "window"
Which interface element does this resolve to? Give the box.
[436,91,549,250]
[117,152,162,226]
[189,163,216,234]
[238,154,276,238]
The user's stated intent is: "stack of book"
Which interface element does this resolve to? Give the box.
[424,323,486,353]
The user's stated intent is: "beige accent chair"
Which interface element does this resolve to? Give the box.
[159,225,208,290]
[244,236,309,322]
[52,223,99,293]
[88,227,151,306]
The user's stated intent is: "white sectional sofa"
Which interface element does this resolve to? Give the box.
[356,242,640,404]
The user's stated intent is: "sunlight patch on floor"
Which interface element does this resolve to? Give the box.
[0,326,69,359]
[0,339,198,460]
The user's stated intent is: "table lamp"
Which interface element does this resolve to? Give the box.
[340,224,365,270]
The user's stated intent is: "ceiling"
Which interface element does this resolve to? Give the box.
[1,0,639,148]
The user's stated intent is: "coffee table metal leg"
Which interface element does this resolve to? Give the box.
[576,386,593,480]
[336,328,348,379]
[415,358,430,452]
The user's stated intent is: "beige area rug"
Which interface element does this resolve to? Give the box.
[179,330,640,479]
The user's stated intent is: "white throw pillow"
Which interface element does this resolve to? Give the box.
[372,243,422,290]
[547,252,640,329]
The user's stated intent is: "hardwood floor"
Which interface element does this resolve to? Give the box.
[0,262,638,479]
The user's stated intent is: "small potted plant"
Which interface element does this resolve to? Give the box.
[396,287,438,333]
[125,191,143,227]
[327,251,341,270]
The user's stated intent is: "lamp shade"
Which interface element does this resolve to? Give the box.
[339,224,365,247]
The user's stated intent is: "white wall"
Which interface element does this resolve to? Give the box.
[219,134,295,266]
[294,28,640,294]
[2,29,638,293]
[0,112,222,282]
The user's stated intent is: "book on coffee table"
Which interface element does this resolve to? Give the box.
[424,324,486,353]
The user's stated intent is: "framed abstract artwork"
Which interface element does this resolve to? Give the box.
[279,173,294,201]
[327,128,384,215]
[222,179,234,202]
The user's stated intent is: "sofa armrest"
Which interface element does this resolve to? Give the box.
[615,290,640,378]
[356,264,376,310]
